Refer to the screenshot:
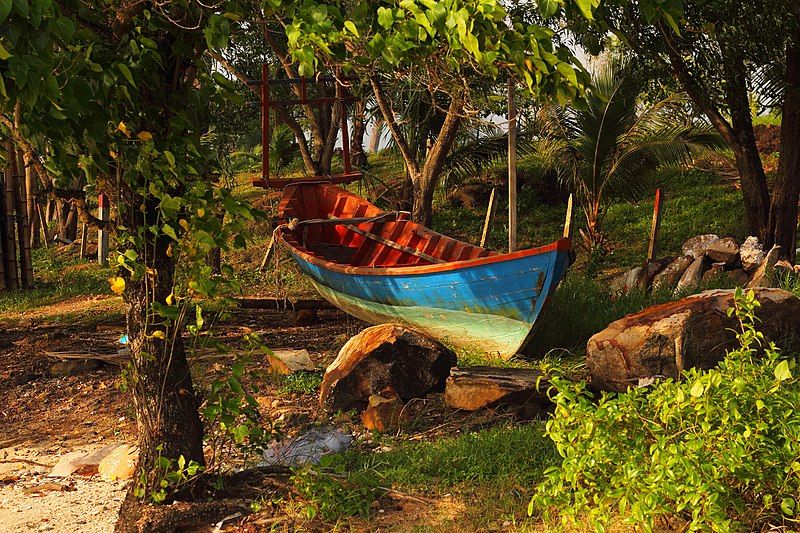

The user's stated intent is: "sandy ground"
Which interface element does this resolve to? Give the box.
[0,444,128,533]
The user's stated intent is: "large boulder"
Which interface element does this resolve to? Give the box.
[747,245,781,288]
[587,288,800,392]
[319,324,456,412]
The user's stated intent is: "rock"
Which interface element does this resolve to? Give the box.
[740,236,766,272]
[652,256,694,291]
[22,482,75,494]
[49,359,99,377]
[587,288,800,392]
[702,262,727,283]
[705,237,740,264]
[637,257,674,291]
[319,324,457,412]
[98,444,138,481]
[360,392,406,432]
[675,255,707,294]
[610,266,643,296]
[49,445,117,478]
[747,245,782,288]
[682,234,720,259]
[727,268,751,286]
[267,349,315,375]
[444,366,551,414]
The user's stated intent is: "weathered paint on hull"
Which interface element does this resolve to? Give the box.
[309,279,533,358]
[287,245,571,359]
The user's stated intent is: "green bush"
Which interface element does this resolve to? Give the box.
[532,289,800,531]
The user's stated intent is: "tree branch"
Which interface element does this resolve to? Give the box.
[421,95,462,180]
[369,76,420,175]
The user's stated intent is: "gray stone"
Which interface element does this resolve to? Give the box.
[652,256,694,291]
[740,236,766,273]
[675,255,707,294]
[682,234,720,259]
[706,237,740,264]
[747,245,782,288]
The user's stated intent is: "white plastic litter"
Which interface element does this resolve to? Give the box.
[260,426,352,467]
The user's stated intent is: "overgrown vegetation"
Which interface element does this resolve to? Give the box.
[533,289,800,530]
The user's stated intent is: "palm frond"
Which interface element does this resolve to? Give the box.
[442,129,539,185]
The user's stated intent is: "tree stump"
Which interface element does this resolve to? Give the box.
[319,324,456,413]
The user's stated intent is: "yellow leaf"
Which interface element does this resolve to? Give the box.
[108,276,126,295]
[166,244,173,257]
[117,121,131,137]
[137,131,153,141]
[109,150,118,159]
[151,330,166,339]
[166,292,174,305]
[179,219,189,231]
[196,208,205,217]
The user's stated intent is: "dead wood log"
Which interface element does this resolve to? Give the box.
[444,366,552,415]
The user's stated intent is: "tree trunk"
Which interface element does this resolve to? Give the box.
[369,119,383,152]
[722,51,771,242]
[351,100,368,168]
[411,171,436,227]
[115,198,206,532]
[770,30,800,263]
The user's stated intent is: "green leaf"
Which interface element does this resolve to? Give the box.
[538,0,559,19]
[690,380,704,398]
[0,0,11,24]
[377,6,393,29]
[116,63,136,87]
[574,0,595,20]
[161,224,178,240]
[774,360,792,382]
[556,62,579,87]
[12,0,28,18]
[344,20,359,37]
[163,150,175,167]
[51,16,76,43]
[0,41,11,60]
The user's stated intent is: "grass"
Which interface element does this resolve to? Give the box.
[0,246,114,314]
[295,422,560,529]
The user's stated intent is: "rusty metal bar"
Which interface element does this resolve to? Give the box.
[261,63,269,180]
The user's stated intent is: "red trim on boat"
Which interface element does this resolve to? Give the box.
[278,234,572,276]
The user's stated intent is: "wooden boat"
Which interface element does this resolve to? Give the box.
[276,182,572,359]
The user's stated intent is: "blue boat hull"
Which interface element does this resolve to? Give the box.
[287,243,571,359]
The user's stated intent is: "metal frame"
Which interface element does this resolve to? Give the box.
[251,65,363,189]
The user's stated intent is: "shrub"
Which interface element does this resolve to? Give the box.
[532,289,800,531]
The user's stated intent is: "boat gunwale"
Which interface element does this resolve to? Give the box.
[278,233,572,277]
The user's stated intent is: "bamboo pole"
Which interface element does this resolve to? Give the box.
[3,143,18,290]
[563,194,574,239]
[647,188,664,261]
[14,149,33,288]
[507,79,517,253]
[480,188,497,248]
[98,192,109,266]
[24,154,39,248]
[37,202,49,249]
[79,223,89,259]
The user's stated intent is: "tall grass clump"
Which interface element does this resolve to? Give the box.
[532,289,800,531]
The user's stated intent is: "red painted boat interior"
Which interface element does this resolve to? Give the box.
[278,183,499,268]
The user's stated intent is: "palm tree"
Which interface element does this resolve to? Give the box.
[537,59,724,251]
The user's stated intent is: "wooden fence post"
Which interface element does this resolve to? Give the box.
[98,193,109,266]
[507,79,517,253]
